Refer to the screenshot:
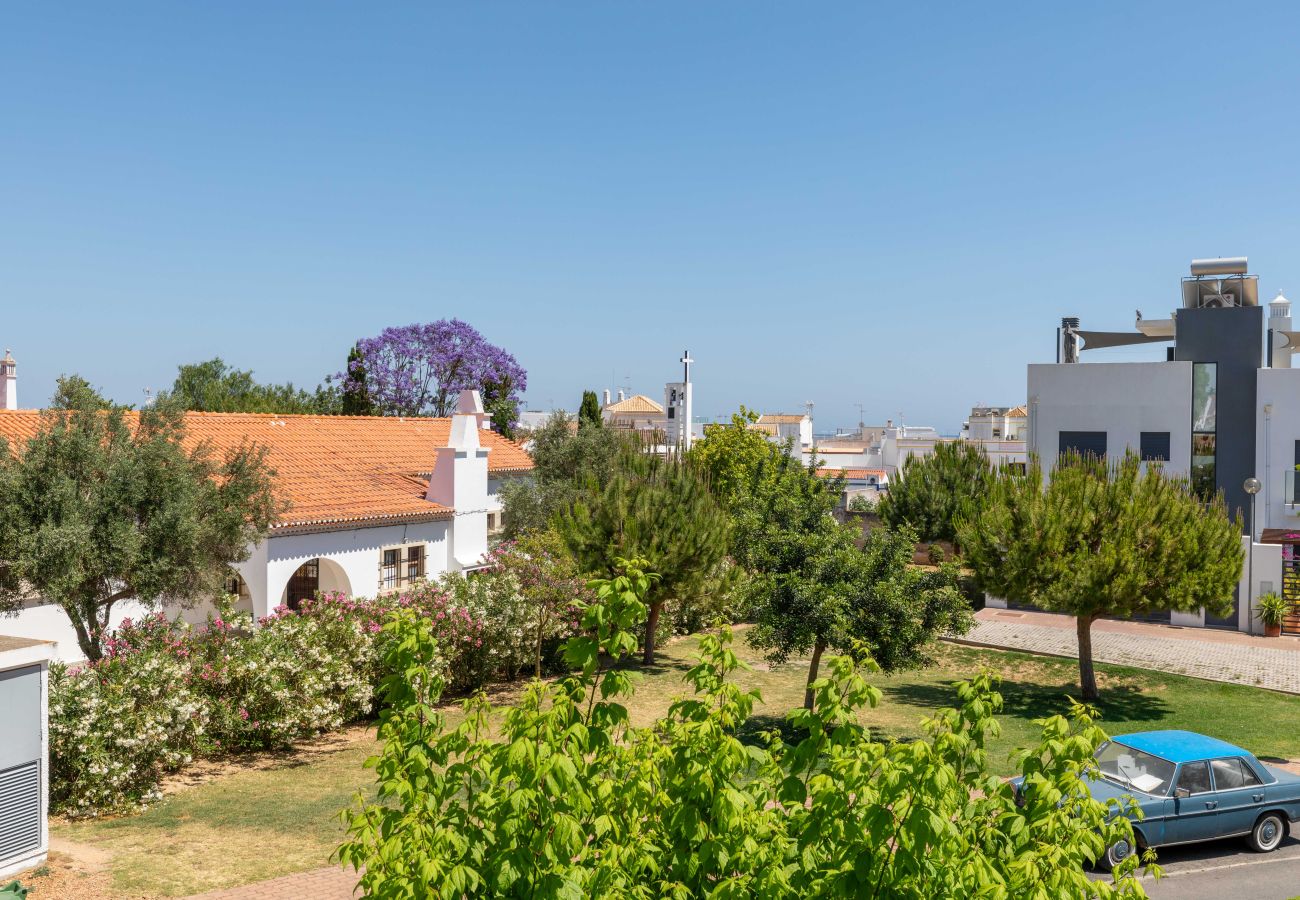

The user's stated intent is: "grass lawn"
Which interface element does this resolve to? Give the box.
[52,626,1300,897]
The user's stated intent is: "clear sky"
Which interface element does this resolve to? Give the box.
[5,2,1300,433]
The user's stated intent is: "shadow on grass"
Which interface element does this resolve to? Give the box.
[880,680,1172,725]
[736,714,923,750]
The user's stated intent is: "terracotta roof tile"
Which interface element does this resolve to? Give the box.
[757,414,807,425]
[604,395,664,414]
[816,467,886,480]
[0,410,533,532]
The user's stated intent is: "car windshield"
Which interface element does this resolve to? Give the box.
[1095,741,1177,795]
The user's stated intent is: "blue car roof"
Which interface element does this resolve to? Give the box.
[1115,730,1249,764]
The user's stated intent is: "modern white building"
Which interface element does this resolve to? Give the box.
[1021,256,1300,634]
[0,636,53,880]
[0,389,533,661]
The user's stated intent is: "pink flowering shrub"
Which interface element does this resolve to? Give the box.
[51,589,473,816]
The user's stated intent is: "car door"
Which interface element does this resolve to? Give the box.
[1209,757,1266,836]
[1167,761,1220,844]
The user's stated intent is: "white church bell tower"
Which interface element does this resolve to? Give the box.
[664,349,694,452]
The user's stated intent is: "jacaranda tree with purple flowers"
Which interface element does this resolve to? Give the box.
[342,320,527,433]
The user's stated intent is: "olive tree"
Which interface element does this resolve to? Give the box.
[958,451,1242,701]
[0,377,279,660]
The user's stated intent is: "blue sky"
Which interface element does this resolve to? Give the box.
[5,2,1300,433]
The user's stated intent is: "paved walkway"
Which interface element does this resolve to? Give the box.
[185,866,357,899]
[957,608,1300,694]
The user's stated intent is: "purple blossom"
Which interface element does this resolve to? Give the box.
[340,319,527,429]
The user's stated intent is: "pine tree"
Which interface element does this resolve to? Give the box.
[877,440,996,547]
[958,451,1242,700]
[556,448,729,664]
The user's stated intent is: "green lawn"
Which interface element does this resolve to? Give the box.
[53,627,1300,897]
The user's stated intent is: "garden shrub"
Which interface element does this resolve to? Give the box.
[339,560,1159,899]
[49,631,205,815]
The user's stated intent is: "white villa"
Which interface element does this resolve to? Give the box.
[0,385,533,661]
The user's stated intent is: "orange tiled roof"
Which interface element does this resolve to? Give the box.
[0,410,533,533]
[757,414,806,425]
[604,394,664,415]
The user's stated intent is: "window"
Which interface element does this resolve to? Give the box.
[1140,432,1171,462]
[1059,431,1107,460]
[1175,761,1212,795]
[380,544,425,591]
[1191,363,1217,500]
[1096,741,1175,795]
[1211,758,1262,790]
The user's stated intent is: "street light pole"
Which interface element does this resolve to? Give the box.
[1244,477,1262,634]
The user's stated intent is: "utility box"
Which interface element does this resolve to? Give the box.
[0,637,53,880]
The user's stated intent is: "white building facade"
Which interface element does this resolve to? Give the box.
[0,390,532,662]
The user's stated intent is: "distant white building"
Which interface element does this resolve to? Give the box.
[1,350,16,411]
[602,391,666,434]
[750,413,813,452]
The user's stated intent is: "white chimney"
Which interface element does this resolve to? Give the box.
[455,388,491,429]
[427,390,492,569]
[602,389,611,406]
[0,350,15,411]
[1270,292,1293,369]
[617,389,625,402]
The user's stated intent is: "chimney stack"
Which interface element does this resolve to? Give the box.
[0,350,15,411]
[602,389,611,406]
[427,390,492,569]
[617,389,625,402]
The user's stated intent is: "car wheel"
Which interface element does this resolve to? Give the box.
[1248,813,1286,853]
[1098,837,1134,871]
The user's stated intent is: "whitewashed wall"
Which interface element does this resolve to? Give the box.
[1255,368,1300,536]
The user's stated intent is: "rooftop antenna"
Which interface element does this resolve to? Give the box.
[855,402,865,428]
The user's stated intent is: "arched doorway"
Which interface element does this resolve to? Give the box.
[281,557,352,611]
[284,559,319,611]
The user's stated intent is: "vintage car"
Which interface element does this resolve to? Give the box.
[1070,730,1300,869]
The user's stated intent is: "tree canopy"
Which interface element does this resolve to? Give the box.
[160,357,341,415]
[877,440,996,547]
[957,451,1243,700]
[338,562,1156,898]
[0,377,279,660]
[499,412,630,538]
[341,319,526,430]
[555,449,730,664]
[578,390,603,429]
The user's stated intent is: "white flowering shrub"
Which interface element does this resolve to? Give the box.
[48,642,205,816]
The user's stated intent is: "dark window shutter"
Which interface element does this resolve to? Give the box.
[1140,432,1171,462]
[1059,431,1107,459]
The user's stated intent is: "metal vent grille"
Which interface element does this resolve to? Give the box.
[0,761,40,862]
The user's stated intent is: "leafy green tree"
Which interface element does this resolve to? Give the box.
[958,451,1242,701]
[160,357,341,415]
[499,412,630,537]
[578,390,603,429]
[689,407,789,505]
[337,560,1156,898]
[878,440,996,546]
[0,377,280,660]
[750,524,972,709]
[556,450,730,664]
[340,344,375,415]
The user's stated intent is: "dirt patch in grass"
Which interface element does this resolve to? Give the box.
[157,724,377,796]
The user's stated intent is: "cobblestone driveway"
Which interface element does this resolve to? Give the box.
[958,609,1300,694]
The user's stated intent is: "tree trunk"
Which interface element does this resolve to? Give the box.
[643,600,663,665]
[71,611,102,663]
[1076,614,1099,702]
[803,638,827,711]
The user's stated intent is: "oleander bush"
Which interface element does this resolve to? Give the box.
[48,573,535,816]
